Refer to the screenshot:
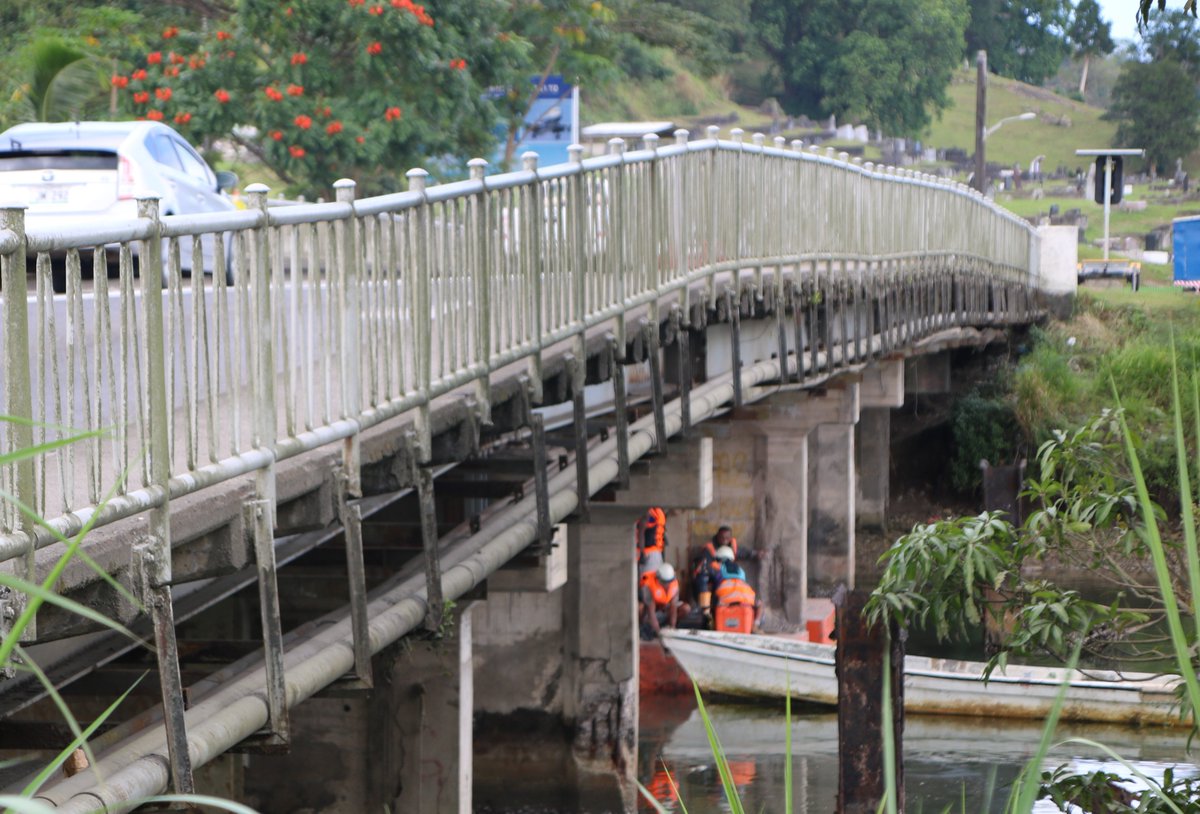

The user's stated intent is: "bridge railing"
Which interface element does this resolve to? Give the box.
[0,129,1037,567]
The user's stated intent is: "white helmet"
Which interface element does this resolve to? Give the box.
[715,545,735,561]
[657,563,676,582]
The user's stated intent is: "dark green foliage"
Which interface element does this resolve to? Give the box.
[1040,765,1200,811]
[964,0,1071,85]
[749,0,968,136]
[1139,10,1200,77]
[1106,60,1200,190]
[950,392,1022,493]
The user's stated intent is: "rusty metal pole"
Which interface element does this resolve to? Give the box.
[834,586,904,814]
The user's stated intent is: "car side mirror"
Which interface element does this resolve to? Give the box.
[215,170,239,192]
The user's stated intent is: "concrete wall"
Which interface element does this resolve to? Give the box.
[1037,224,1079,296]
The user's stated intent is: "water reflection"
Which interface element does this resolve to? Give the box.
[639,701,1198,813]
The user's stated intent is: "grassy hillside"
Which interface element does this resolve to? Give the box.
[922,69,1118,175]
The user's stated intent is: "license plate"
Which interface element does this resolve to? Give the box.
[31,185,70,204]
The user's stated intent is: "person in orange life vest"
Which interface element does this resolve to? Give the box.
[637,507,668,575]
[639,562,690,636]
[712,546,763,630]
[691,526,759,618]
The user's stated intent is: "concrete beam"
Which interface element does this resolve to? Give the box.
[810,422,856,592]
[859,360,904,409]
[604,436,713,510]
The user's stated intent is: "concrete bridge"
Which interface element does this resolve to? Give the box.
[0,129,1063,811]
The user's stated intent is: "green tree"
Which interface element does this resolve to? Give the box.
[1068,0,1114,95]
[964,0,1072,84]
[1104,58,1200,175]
[110,0,520,195]
[1139,9,1200,79]
[750,0,968,136]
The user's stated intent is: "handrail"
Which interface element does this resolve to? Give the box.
[0,132,1039,561]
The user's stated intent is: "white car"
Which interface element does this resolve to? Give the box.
[0,120,238,287]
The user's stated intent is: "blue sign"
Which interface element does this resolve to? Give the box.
[490,75,578,169]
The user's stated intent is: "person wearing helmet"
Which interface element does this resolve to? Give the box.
[639,561,690,638]
[714,556,763,631]
[691,526,744,621]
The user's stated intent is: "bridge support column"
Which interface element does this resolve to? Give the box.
[243,604,474,814]
[563,505,641,794]
[857,360,904,532]
[807,383,860,594]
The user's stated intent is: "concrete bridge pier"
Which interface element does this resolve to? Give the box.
[472,437,712,805]
[243,603,474,814]
[856,360,906,532]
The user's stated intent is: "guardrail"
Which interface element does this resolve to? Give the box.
[0,128,1038,569]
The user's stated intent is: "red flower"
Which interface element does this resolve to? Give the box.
[111,75,129,89]
[163,26,179,38]
[289,145,306,158]
[170,52,185,64]
[131,69,148,81]
[155,87,172,101]
[356,135,365,143]
[286,84,304,96]
[450,58,466,70]
[291,52,307,65]
[369,4,384,13]
[326,120,343,135]
[294,114,312,129]
[214,88,230,103]
[286,6,293,15]
[367,41,382,55]
[147,51,163,65]
[174,112,192,124]
[165,66,181,77]
[349,0,365,5]
[265,86,284,101]
[133,91,150,104]
[189,56,206,69]
[225,50,236,58]
[323,105,332,116]
[216,30,232,41]
[147,110,164,121]
[384,106,402,121]
[270,130,284,141]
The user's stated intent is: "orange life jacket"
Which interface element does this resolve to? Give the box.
[641,507,667,555]
[715,576,756,607]
[640,570,679,608]
[694,536,738,577]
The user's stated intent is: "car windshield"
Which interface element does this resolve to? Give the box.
[0,150,118,171]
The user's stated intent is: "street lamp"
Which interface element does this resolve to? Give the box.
[984,112,1036,141]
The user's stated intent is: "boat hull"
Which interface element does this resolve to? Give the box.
[660,629,1186,727]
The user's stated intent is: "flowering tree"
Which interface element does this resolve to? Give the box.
[112,0,527,195]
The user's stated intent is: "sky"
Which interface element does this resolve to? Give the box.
[1097,0,1145,44]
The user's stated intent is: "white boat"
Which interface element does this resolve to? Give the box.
[659,629,1187,727]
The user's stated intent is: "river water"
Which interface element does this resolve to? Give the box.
[637,699,1198,813]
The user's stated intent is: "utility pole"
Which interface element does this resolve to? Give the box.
[974,50,987,193]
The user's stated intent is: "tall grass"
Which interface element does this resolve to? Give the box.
[0,422,258,813]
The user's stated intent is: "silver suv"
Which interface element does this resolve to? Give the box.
[0,120,238,286]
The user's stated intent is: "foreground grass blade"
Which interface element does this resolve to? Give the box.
[10,646,111,790]
[693,681,745,814]
[0,573,147,667]
[1113,381,1200,726]
[0,796,55,814]
[21,676,140,797]
[1005,642,1081,814]
[785,669,793,814]
[881,642,898,814]
[635,781,671,813]
[1057,737,1185,814]
[1169,338,1200,663]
